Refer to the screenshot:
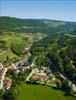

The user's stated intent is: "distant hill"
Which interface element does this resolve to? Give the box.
[0,16,76,34]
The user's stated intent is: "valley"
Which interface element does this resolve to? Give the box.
[0,16,76,100]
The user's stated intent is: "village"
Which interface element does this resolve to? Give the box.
[0,60,55,90]
[0,58,76,97]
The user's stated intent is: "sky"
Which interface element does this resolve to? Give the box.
[0,0,76,22]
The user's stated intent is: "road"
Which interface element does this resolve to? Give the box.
[0,68,8,89]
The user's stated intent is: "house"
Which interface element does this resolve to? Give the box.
[49,73,55,80]
[4,79,12,90]
[0,63,3,68]
[71,84,76,93]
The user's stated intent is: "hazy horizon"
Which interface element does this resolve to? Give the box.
[1,0,76,22]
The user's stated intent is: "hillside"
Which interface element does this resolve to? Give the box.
[0,16,76,34]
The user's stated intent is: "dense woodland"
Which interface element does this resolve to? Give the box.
[0,16,76,34]
[30,33,76,82]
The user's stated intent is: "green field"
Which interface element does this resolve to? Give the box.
[0,34,27,62]
[0,34,26,48]
[18,84,76,100]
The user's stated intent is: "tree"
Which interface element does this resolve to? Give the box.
[3,80,21,100]
[62,79,70,91]
[56,79,62,89]
[0,89,4,100]
[18,72,26,81]
[47,52,63,72]
[35,56,51,68]
[3,89,17,100]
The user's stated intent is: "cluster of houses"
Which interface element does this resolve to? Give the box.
[0,60,55,90]
[0,59,76,96]
[0,58,32,90]
[58,72,76,96]
[25,67,55,85]
[0,63,13,90]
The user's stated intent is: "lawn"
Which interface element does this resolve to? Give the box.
[18,83,76,100]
